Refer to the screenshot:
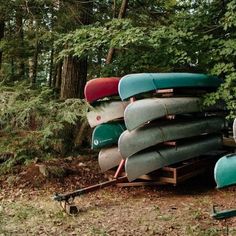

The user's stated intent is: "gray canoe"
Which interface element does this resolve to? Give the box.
[125,134,222,181]
[119,117,224,159]
[124,97,202,131]
[98,147,122,172]
[87,101,129,128]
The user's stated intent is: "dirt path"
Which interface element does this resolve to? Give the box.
[1,156,236,235]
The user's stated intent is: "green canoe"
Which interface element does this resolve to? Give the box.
[126,134,222,181]
[92,122,126,149]
[124,97,202,131]
[118,117,224,159]
[214,153,236,188]
[118,73,222,100]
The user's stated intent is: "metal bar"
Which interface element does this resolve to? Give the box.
[53,176,127,202]
[130,97,136,102]
[114,159,125,179]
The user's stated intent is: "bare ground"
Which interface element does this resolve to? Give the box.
[0,155,236,236]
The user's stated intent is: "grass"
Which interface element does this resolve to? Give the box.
[185,225,228,236]
[0,186,236,236]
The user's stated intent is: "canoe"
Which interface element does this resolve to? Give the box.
[87,101,129,128]
[119,117,224,159]
[92,122,126,149]
[214,153,236,188]
[98,147,122,172]
[126,134,222,181]
[84,77,120,103]
[118,73,222,100]
[124,97,202,131]
[233,119,236,143]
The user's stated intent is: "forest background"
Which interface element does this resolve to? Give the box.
[0,0,235,173]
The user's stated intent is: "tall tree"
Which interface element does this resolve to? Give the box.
[60,0,93,99]
[15,8,25,79]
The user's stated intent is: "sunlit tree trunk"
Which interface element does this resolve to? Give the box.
[48,48,54,87]
[29,19,39,86]
[15,11,25,79]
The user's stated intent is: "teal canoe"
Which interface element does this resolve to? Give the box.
[124,97,202,131]
[118,73,222,100]
[118,117,224,159]
[126,134,222,181]
[92,122,126,149]
[214,153,236,188]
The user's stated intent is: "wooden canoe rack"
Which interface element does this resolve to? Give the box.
[223,137,236,148]
[113,150,228,187]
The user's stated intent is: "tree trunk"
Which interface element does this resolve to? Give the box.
[48,48,54,87]
[54,60,62,92]
[106,0,129,64]
[0,20,4,71]
[15,11,25,79]
[60,55,87,99]
[60,0,92,99]
[29,40,39,86]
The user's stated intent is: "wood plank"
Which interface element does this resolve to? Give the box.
[223,137,236,148]
[116,181,167,187]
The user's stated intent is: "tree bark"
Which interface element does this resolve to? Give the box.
[29,40,39,86]
[106,0,129,64]
[48,48,54,87]
[54,60,63,92]
[60,0,92,99]
[60,55,87,99]
[0,20,4,71]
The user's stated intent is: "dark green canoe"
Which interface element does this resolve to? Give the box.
[214,153,236,188]
[118,117,224,159]
[118,73,222,100]
[126,135,222,181]
[92,122,126,149]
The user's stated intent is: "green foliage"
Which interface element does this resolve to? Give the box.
[0,81,87,173]
[56,1,236,117]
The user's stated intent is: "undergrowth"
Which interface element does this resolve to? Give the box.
[0,81,88,174]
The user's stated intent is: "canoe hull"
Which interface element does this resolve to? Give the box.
[87,101,129,128]
[84,77,120,103]
[119,73,222,100]
[92,122,126,149]
[119,117,224,159]
[126,135,222,181]
[124,97,201,131]
[98,147,122,172]
[214,153,236,188]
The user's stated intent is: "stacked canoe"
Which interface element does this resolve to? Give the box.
[85,73,225,183]
[84,77,129,172]
[118,73,224,181]
[214,118,236,189]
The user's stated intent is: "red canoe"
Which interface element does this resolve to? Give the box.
[84,77,121,103]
